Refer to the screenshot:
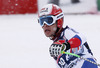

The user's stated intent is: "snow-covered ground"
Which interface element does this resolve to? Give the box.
[0,14,100,68]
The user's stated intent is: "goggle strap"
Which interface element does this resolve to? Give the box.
[56,12,64,20]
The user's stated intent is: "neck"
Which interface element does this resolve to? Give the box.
[49,28,63,42]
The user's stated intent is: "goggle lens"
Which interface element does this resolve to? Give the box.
[39,16,55,27]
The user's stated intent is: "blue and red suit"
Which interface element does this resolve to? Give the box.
[51,26,98,68]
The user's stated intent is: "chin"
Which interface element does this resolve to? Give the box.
[44,32,50,37]
[45,35,50,37]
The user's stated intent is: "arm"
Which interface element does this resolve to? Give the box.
[67,35,81,48]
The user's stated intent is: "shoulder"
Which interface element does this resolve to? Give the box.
[62,26,79,39]
[62,26,87,44]
[64,26,79,34]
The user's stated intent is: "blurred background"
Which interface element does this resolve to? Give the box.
[0,0,100,14]
[0,0,100,68]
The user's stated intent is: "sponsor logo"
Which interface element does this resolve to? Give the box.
[40,8,48,13]
[67,58,82,68]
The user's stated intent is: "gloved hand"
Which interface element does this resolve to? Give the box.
[49,42,70,57]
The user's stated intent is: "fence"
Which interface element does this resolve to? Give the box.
[0,0,38,14]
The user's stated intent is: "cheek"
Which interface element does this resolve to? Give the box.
[52,27,57,32]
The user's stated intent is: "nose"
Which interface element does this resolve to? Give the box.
[43,23,49,27]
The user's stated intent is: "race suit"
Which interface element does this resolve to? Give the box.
[52,26,98,68]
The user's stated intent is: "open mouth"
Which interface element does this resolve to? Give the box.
[45,29,50,33]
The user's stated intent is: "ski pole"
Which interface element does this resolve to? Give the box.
[61,51,100,66]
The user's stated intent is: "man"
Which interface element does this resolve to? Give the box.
[38,4,99,68]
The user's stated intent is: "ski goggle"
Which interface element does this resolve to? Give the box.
[38,12,64,27]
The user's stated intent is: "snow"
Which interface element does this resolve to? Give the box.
[0,14,100,68]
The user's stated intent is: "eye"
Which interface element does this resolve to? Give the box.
[48,17,53,24]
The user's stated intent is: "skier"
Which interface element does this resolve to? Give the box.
[38,4,99,68]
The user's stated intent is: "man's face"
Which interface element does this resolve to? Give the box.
[42,23,57,37]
